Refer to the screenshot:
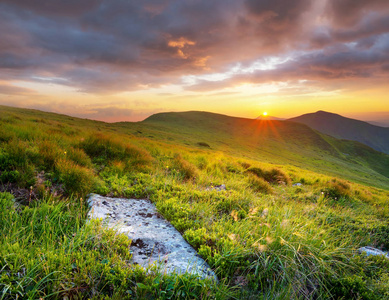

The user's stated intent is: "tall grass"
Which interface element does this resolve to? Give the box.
[0,192,228,299]
[1,106,389,299]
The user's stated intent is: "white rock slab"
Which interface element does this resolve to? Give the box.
[87,194,217,280]
[358,246,389,259]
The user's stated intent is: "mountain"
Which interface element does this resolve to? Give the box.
[288,111,389,155]
[367,121,389,127]
[256,115,285,121]
[117,110,389,188]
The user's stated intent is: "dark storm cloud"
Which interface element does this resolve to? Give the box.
[0,0,103,16]
[0,0,388,94]
[244,0,312,33]
[326,0,389,27]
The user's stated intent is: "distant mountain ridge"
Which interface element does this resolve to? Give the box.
[289,111,389,154]
[141,111,389,187]
[256,115,285,121]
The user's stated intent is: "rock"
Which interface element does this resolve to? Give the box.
[358,246,389,259]
[293,183,303,187]
[87,194,217,281]
[206,184,226,192]
[215,184,226,191]
[261,208,269,218]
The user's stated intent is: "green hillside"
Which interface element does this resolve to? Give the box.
[119,111,389,189]
[1,105,389,299]
[289,110,389,155]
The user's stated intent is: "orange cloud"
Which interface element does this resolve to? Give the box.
[168,37,196,48]
[168,37,196,59]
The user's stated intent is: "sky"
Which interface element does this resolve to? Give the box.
[0,0,388,123]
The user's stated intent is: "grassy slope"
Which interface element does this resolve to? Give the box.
[116,111,389,189]
[289,110,389,155]
[1,105,389,299]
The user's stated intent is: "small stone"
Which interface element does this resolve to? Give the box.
[358,246,389,259]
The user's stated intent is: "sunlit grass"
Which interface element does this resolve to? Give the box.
[1,105,389,299]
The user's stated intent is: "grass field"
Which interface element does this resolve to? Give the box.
[1,105,389,299]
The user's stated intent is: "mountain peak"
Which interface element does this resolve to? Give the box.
[289,111,389,154]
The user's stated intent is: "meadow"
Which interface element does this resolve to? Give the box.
[1,105,389,299]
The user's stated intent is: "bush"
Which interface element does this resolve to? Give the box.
[197,142,210,148]
[263,168,291,185]
[247,174,272,194]
[239,161,251,169]
[38,140,62,170]
[246,167,264,178]
[124,144,153,170]
[79,133,126,161]
[79,133,152,170]
[246,167,291,185]
[0,145,36,187]
[2,139,30,168]
[322,178,351,199]
[172,154,198,180]
[55,159,95,196]
[67,147,92,168]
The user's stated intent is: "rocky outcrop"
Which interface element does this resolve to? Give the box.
[87,194,217,280]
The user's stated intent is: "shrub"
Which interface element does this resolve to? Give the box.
[239,161,251,169]
[246,167,291,185]
[124,144,153,170]
[195,155,208,170]
[322,178,351,199]
[38,140,62,170]
[0,143,36,187]
[55,159,95,196]
[247,174,272,194]
[263,168,291,185]
[3,139,29,168]
[197,142,210,148]
[246,167,264,178]
[79,133,152,169]
[172,154,198,180]
[79,133,125,161]
[67,147,92,168]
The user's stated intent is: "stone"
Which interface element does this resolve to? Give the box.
[206,184,227,191]
[87,194,217,281]
[358,246,389,259]
[293,183,303,187]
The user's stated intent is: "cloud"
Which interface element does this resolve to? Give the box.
[0,0,388,96]
[187,39,389,92]
[0,84,36,95]
[326,0,389,27]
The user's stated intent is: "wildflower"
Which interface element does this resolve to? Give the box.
[228,233,236,241]
[253,241,267,252]
[230,210,238,222]
[249,207,258,216]
[265,236,274,244]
